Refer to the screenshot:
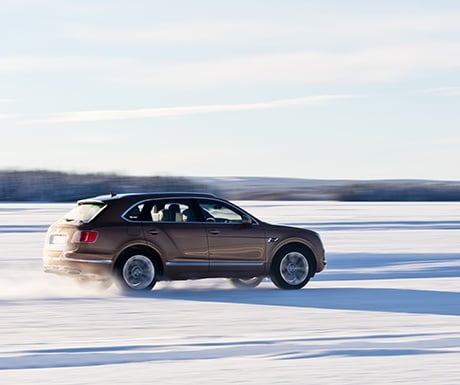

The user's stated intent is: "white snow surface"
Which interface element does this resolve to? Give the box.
[0,201,459,384]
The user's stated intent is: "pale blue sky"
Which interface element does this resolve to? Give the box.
[1,0,459,180]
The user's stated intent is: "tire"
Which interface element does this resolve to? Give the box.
[116,250,157,291]
[229,277,263,289]
[270,246,313,290]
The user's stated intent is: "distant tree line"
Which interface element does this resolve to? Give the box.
[334,181,460,201]
[0,170,459,202]
[213,177,460,201]
[0,170,215,202]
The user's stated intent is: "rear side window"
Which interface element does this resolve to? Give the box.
[124,203,145,221]
[123,199,196,222]
[61,202,106,224]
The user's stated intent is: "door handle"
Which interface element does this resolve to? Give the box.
[148,229,160,235]
[209,229,220,235]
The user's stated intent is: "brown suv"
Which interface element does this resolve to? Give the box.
[43,193,326,291]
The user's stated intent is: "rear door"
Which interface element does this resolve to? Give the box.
[126,199,209,279]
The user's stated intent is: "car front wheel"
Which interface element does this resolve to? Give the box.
[116,251,157,291]
[270,246,313,290]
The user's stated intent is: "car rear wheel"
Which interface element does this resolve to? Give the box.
[116,251,157,291]
[229,277,263,288]
[270,246,313,290]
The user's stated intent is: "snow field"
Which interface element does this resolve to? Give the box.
[0,202,459,384]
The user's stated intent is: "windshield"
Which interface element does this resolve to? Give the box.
[61,202,106,224]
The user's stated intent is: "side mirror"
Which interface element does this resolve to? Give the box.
[242,215,252,227]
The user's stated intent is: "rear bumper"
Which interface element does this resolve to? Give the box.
[43,253,113,280]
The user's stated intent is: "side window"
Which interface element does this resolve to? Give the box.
[124,203,146,221]
[197,200,243,223]
[151,199,197,223]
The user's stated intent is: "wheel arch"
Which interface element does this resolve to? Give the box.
[270,241,317,276]
[113,244,164,277]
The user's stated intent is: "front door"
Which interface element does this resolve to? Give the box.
[196,199,266,277]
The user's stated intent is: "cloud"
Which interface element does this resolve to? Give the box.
[0,113,17,120]
[65,12,460,47]
[28,95,355,123]
[0,56,126,73]
[130,43,460,87]
[4,41,460,86]
[0,98,17,120]
[417,87,460,96]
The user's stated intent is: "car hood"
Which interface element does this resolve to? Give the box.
[262,222,321,238]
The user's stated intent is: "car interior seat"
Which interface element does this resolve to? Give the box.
[168,204,182,222]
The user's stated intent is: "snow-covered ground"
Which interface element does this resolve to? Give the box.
[1,202,459,384]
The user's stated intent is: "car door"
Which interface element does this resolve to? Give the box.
[196,199,266,276]
[136,199,209,279]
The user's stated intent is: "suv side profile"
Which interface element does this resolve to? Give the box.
[43,193,326,291]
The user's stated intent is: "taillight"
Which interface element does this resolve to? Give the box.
[72,230,99,243]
